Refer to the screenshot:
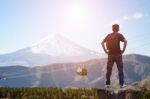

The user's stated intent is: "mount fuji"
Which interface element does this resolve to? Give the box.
[0,34,104,66]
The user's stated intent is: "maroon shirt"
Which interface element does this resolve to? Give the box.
[103,32,125,54]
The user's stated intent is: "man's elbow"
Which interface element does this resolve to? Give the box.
[124,39,127,44]
[101,41,105,45]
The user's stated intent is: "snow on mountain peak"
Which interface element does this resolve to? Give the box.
[0,33,103,66]
[31,33,59,46]
[30,33,95,57]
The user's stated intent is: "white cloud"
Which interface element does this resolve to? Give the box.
[123,12,145,21]
[111,12,146,28]
[123,16,131,20]
[133,12,144,19]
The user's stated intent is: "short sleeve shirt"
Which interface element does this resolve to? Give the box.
[103,32,125,54]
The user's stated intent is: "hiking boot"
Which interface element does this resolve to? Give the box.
[120,84,127,88]
[105,84,110,88]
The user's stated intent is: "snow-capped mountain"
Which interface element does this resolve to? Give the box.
[0,33,104,66]
[31,34,99,57]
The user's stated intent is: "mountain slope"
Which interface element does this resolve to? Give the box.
[0,54,149,88]
[0,34,104,66]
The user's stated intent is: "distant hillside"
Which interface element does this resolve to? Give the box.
[0,54,149,88]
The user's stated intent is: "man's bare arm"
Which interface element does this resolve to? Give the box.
[101,41,108,54]
[121,39,127,54]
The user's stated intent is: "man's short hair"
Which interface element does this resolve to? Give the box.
[112,24,119,32]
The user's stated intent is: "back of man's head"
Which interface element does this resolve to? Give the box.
[112,24,119,32]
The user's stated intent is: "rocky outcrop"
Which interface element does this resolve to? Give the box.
[97,89,143,99]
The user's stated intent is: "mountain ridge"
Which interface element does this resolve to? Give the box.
[0,54,149,88]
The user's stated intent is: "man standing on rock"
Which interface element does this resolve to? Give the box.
[101,24,127,88]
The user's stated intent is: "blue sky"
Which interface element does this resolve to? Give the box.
[0,0,150,56]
